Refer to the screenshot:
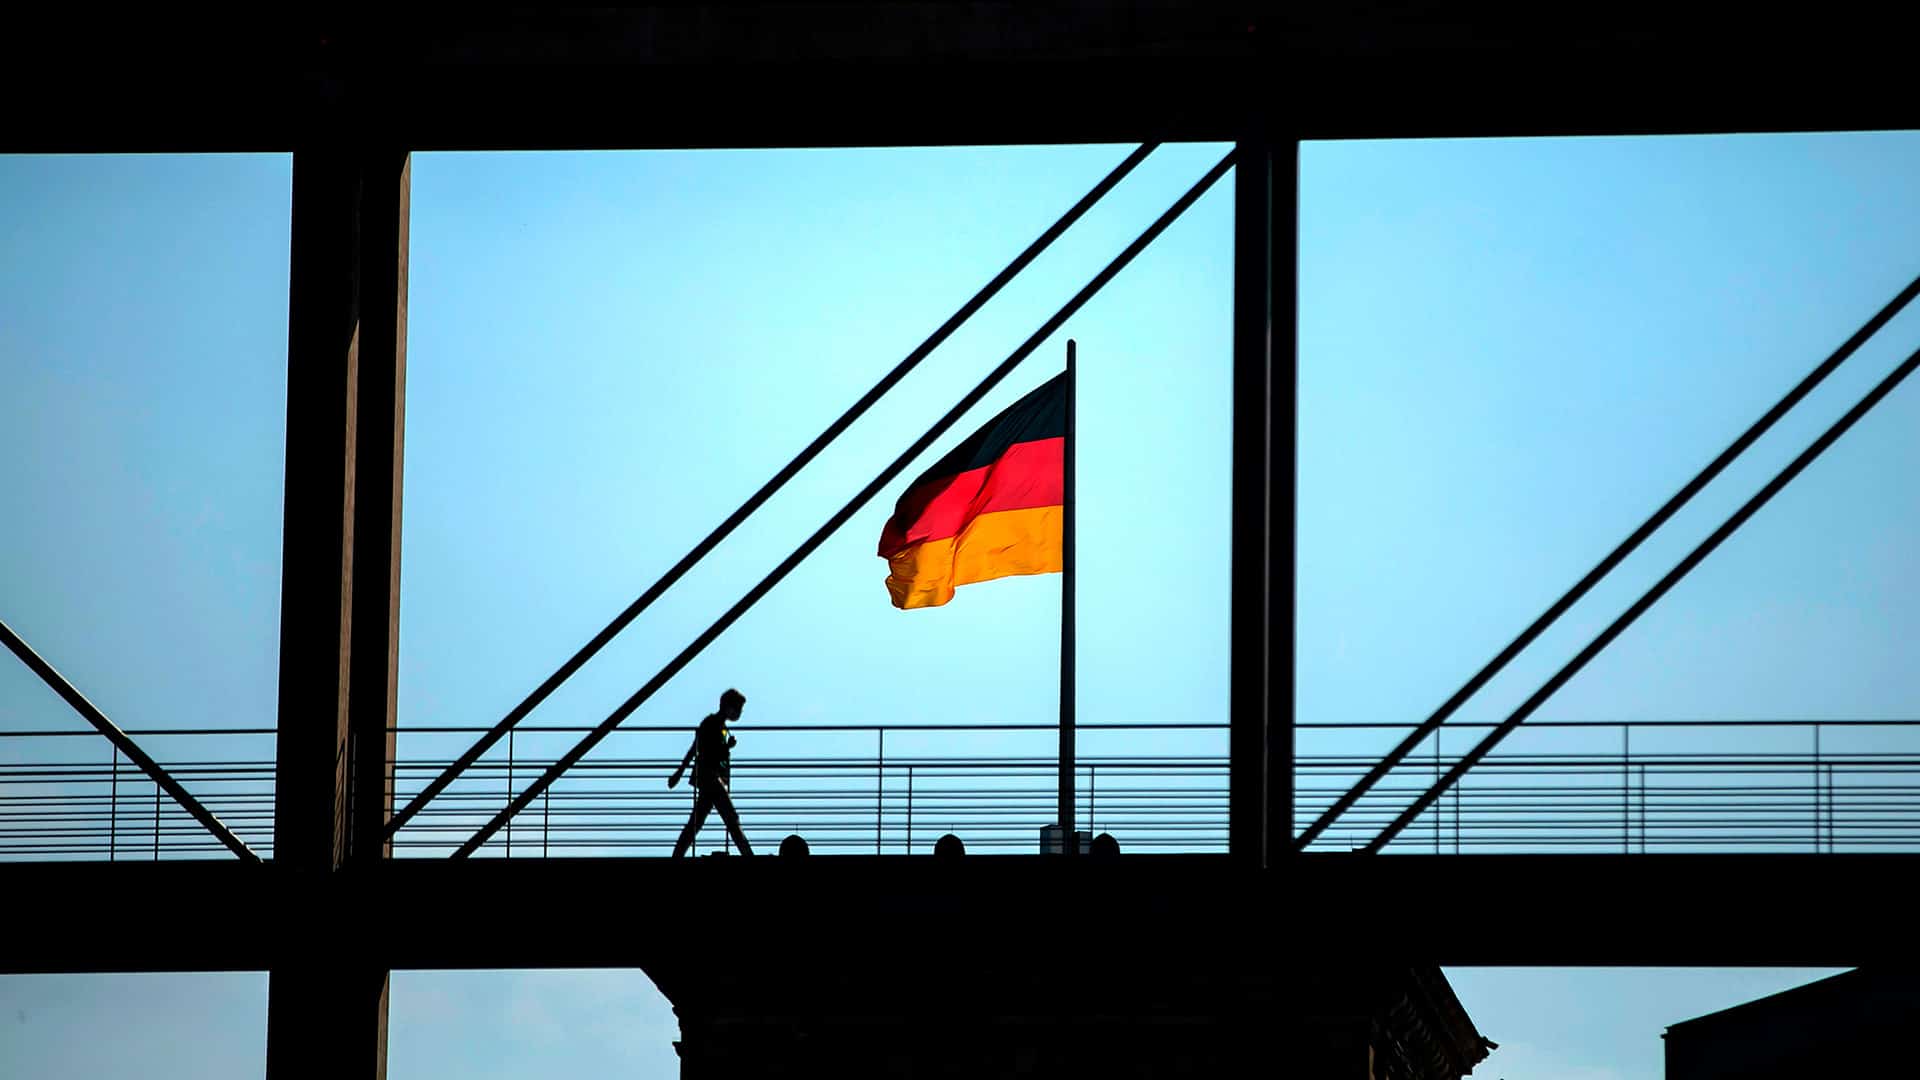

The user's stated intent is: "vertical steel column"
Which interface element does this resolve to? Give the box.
[1232,135,1291,866]
[1269,139,1299,864]
[272,145,362,877]
[267,142,409,1080]
[352,149,408,867]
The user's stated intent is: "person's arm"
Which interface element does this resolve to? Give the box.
[668,733,697,789]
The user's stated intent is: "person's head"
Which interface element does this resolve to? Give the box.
[719,688,746,719]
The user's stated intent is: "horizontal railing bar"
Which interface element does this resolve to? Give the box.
[17,716,1920,738]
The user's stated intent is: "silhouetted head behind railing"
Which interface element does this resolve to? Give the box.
[934,833,966,857]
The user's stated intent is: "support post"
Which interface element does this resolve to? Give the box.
[1269,140,1299,864]
[352,150,408,866]
[266,143,409,1080]
[1233,134,1294,866]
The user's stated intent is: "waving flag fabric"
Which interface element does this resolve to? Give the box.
[877,374,1065,609]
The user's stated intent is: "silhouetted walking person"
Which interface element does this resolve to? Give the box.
[668,688,755,857]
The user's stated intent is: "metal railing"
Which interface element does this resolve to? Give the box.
[9,719,1920,859]
[0,722,1230,860]
[1297,719,1920,853]
[0,728,277,860]
[390,722,1227,857]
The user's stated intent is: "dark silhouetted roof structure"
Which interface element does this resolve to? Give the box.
[6,4,1917,152]
[1667,968,1920,1080]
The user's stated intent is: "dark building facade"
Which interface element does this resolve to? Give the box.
[1666,968,1920,1080]
[661,939,1494,1078]
[635,857,1494,1079]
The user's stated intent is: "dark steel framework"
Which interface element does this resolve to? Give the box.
[381,143,1159,841]
[5,5,1920,1079]
[0,620,259,861]
[450,146,1234,858]
[1297,272,1920,852]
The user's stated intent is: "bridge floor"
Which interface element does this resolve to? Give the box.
[5,853,1911,974]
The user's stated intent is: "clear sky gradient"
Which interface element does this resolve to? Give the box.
[6,131,1919,1077]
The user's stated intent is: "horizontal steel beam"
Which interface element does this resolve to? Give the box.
[4,854,1913,973]
[4,7,1917,150]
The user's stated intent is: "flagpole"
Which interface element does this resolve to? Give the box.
[1060,338,1077,855]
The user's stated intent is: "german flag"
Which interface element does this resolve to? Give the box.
[878,373,1065,609]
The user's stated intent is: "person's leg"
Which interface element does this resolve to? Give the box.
[672,791,714,858]
[713,785,754,855]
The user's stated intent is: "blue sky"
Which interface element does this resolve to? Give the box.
[5,133,1920,1076]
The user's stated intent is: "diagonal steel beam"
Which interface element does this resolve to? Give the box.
[385,143,1160,840]
[0,616,261,861]
[452,149,1238,858]
[1366,339,1920,852]
[1295,270,1920,851]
